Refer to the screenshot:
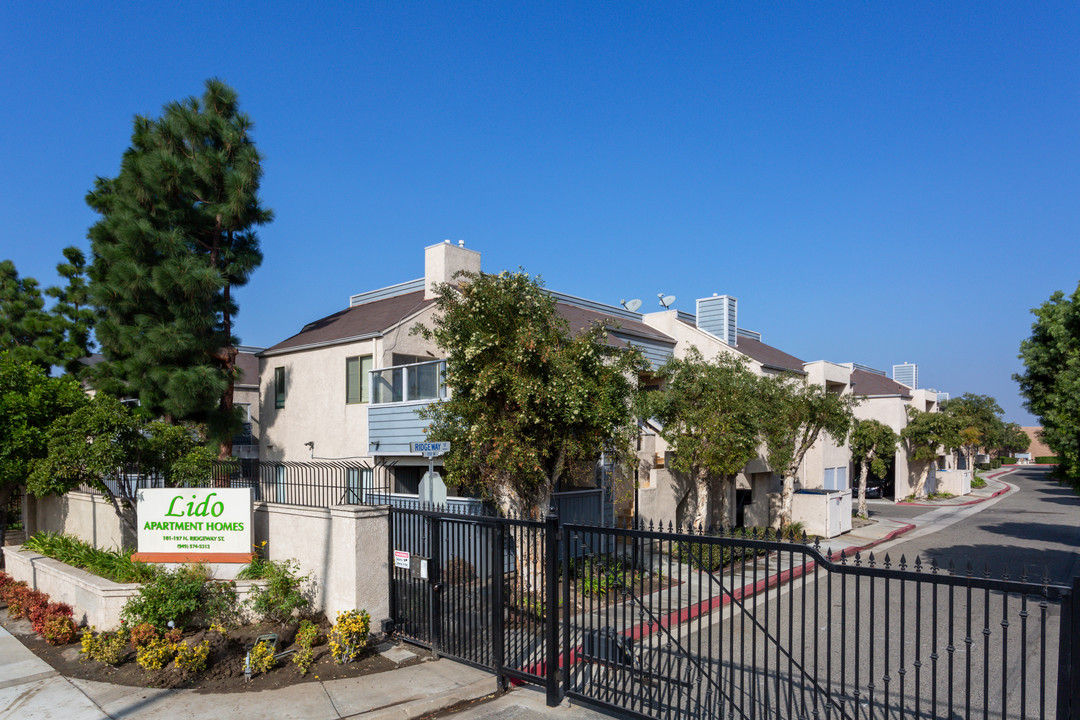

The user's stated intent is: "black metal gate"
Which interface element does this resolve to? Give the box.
[561,522,1079,720]
[388,509,1080,720]
[388,506,558,692]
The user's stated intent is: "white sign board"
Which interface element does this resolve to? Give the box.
[410,441,450,457]
[393,550,410,569]
[137,488,252,557]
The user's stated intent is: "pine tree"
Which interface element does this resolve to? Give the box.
[45,247,96,377]
[86,79,272,455]
[0,260,53,371]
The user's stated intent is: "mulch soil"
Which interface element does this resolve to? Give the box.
[0,608,431,693]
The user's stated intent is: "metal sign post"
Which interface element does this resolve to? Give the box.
[410,442,450,506]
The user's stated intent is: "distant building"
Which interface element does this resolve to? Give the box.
[892,362,918,389]
[1021,427,1053,457]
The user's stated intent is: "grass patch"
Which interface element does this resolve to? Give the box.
[23,532,159,584]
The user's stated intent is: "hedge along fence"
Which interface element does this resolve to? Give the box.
[1035,456,1060,464]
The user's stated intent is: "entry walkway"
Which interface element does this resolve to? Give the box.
[0,620,496,720]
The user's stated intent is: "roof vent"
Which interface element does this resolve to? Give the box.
[696,295,737,346]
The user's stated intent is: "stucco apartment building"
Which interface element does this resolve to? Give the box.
[256,241,949,528]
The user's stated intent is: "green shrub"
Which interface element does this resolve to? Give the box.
[121,566,207,631]
[243,559,310,625]
[971,476,987,489]
[200,579,240,628]
[675,525,808,572]
[23,532,158,584]
[1035,456,1059,464]
[999,456,1017,465]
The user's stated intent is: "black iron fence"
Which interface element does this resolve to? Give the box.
[4,492,22,531]
[78,460,393,510]
[388,509,1080,720]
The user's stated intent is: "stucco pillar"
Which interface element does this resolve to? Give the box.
[327,505,389,624]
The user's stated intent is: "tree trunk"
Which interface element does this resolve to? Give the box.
[717,476,733,532]
[857,457,870,518]
[779,474,796,527]
[910,462,931,499]
[691,468,710,531]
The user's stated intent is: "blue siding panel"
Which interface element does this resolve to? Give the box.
[368,402,433,453]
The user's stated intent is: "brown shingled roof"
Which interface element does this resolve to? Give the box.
[850,368,913,398]
[263,291,432,354]
[730,335,806,373]
[556,303,676,346]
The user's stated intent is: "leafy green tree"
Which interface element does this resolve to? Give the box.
[416,270,645,518]
[941,393,1005,470]
[1015,281,1080,481]
[996,422,1030,457]
[28,394,211,540]
[901,407,960,498]
[86,79,272,456]
[0,353,87,547]
[759,376,857,527]
[850,419,899,518]
[640,348,762,531]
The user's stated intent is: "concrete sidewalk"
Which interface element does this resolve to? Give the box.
[895,471,1013,507]
[0,620,496,720]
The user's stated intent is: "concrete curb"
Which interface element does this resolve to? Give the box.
[897,473,1013,507]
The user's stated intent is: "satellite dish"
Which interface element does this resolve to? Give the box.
[658,294,676,308]
[620,298,642,312]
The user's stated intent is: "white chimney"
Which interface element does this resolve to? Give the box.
[425,241,481,299]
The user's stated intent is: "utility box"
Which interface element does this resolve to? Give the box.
[791,488,852,539]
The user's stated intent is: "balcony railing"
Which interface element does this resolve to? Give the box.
[370,359,447,404]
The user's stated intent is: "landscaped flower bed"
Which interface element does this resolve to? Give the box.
[0,536,419,692]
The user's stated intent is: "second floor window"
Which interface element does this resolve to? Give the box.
[346,355,373,404]
[274,367,286,409]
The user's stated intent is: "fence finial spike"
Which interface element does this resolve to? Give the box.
[868,551,876,567]
[984,561,991,579]
[884,553,891,568]
[913,556,922,572]
[966,560,975,577]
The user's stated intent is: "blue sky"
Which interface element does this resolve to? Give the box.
[2,2,1078,424]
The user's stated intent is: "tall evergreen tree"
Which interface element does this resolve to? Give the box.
[0,250,93,375]
[0,260,53,371]
[45,247,96,377]
[86,79,272,455]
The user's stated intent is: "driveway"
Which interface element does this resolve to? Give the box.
[880,466,1080,584]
